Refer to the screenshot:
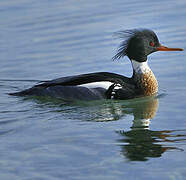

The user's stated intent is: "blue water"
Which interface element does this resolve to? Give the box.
[0,0,186,179]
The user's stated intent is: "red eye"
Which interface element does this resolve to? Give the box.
[150,41,155,47]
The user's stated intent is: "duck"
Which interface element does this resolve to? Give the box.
[9,29,183,101]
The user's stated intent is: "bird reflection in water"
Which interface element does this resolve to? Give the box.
[30,95,186,162]
[113,96,186,161]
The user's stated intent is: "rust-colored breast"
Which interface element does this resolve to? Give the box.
[134,71,158,96]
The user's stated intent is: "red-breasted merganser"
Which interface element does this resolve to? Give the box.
[9,29,183,101]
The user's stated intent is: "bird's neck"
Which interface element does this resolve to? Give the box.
[131,59,158,96]
[131,60,151,74]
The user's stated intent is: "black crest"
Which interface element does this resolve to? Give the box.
[112,29,160,62]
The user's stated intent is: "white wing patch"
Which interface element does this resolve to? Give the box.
[110,83,123,99]
[79,81,113,89]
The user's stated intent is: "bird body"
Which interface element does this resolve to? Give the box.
[9,29,183,101]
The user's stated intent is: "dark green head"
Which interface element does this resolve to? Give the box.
[113,29,183,62]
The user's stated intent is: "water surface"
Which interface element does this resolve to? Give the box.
[0,0,186,179]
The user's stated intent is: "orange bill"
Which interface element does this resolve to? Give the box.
[157,45,184,51]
